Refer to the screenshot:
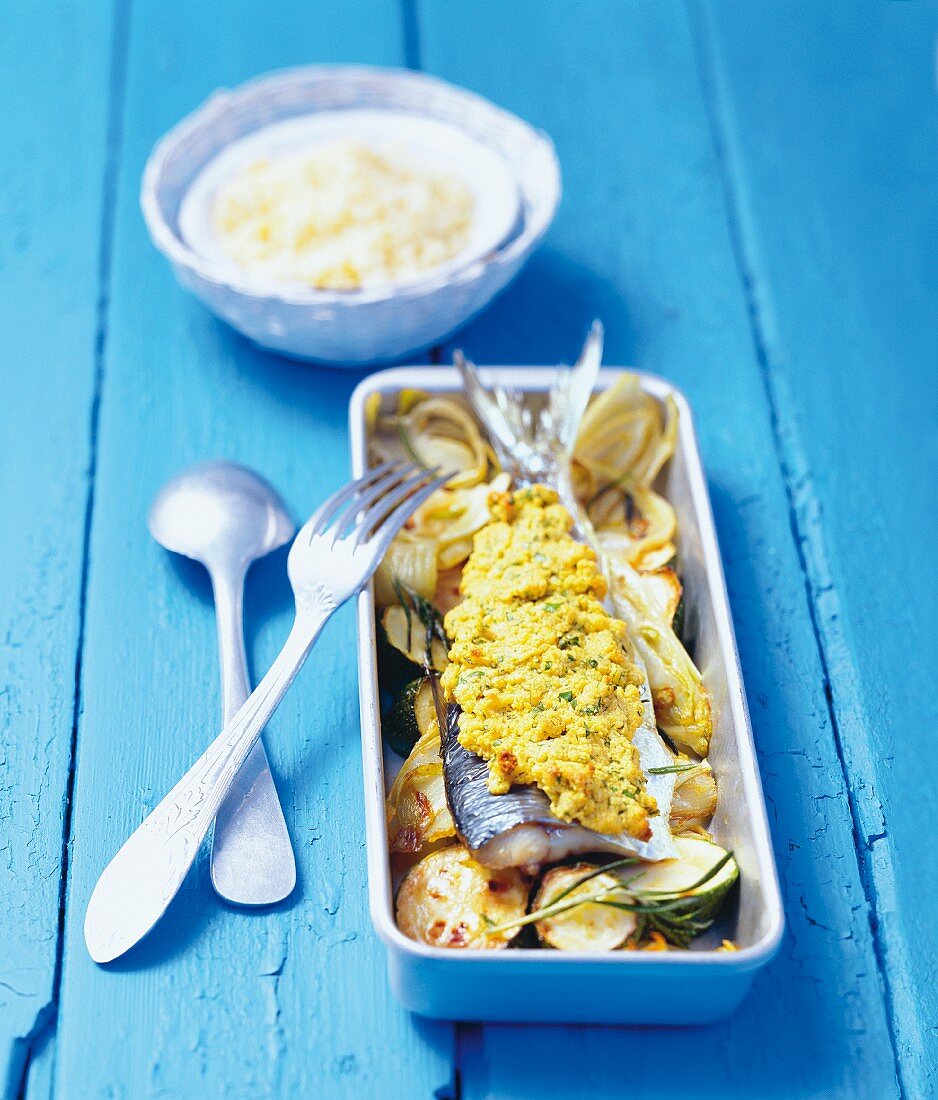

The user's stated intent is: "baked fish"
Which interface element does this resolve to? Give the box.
[435,324,677,868]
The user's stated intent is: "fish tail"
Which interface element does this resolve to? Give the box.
[454,320,604,488]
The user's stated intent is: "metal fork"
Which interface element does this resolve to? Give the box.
[84,461,447,964]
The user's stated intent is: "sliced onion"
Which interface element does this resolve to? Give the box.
[633,566,682,624]
[576,376,678,489]
[400,397,494,489]
[670,765,718,827]
[387,726,455,861]
[373,534,438,606]
[598,540,712,756]
[593,487,676,571]
[412,472,511,549]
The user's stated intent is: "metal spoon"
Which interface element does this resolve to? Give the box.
[148,460,296,906]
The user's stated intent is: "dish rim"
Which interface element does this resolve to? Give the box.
[141,64,561,308]
[350,365,785,970]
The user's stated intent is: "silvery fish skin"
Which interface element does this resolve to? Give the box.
[439,699,667,870]
[443,323,677,866]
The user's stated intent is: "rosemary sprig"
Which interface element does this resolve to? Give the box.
[484,850,735,941]
[395,419,425,467]
[623,851,734,896]
[647,763,698,776]
[485,882,629,937]
[538,857,639,907]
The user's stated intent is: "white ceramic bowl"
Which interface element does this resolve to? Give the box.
[141,66,561,366]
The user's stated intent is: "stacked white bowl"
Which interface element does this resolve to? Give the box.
[142,66,561,366]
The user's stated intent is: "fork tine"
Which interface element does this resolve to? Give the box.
[304,461,413,539]
[359,474,451,560]
[351,466,442,544]
[335,463,439,538]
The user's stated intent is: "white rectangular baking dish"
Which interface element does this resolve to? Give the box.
[350,366,784,1025]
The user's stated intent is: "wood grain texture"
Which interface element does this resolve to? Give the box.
[47,2,454,1098]
[415,0,904,1096]
[697,5,937,1092]
[0,2,117,1093]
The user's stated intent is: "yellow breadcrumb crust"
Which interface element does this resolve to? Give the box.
[441,486,655,838]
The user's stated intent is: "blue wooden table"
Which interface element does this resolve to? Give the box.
[2,2,935,1097]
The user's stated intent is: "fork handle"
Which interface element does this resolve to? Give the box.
[84,596,332,964]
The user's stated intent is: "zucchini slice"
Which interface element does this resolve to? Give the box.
[632,837,738,944]
[384,679,421,757]
[634,837,737,898]
[396,845,528,949]
[383,677,438,757]
[413,679,437,738]
[533,864,637,952]
[381,604,448,674]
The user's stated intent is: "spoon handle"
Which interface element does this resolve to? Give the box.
[84,610,326,964]
[210,571,296,906]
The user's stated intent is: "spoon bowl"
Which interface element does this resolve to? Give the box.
[148,461,293,570]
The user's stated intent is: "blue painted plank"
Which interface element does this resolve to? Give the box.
[50,2,454,1098]
[416,1,902,1096]
[0,2,117,1094]
[698,3,937,1092]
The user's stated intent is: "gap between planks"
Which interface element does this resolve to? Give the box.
[685,2,908,1096]
[16,4,134,1098]
[400,0,422,71]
